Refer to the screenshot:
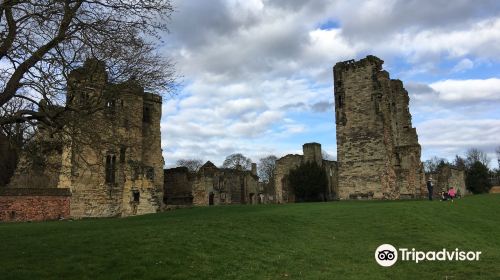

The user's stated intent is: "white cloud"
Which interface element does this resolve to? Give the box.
[383,18,500,63]
[219,98,268,117]
[418,119,500,167]
[228,110,283,137]
[159,0,500,168]
[336,0,500,43]
[430,78,500,102]
[451,58,474,73]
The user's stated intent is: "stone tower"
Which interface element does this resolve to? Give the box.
[57,59,164,217]
[333,55,425,199]
[303,142,322,167]
[274,142,337,203]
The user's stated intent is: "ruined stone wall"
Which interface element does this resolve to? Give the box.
[164,167,194,205]
[389,80,425,198]
[8,132,63,189]
[0,188,70,222]
[57,60,163,218]
[191,162,217,206]
[274,143,338,203]
[274,154,302,203]
[219,171,241,204]
[192,177,211,206]
[243,172,259,204]
[427,166,467,197]
[449,168,466,196]
[119,91,164,217]
[324,160,339,200]
[166,161,261,206]
[5,60,163,219]
[140,92,165,203]
[261,182,275,203]
[333,56,425,199]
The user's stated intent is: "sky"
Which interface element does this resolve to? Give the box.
[159,0,500,169]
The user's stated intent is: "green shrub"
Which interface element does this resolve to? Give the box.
[288,161,328,202]
[466,161,492,194]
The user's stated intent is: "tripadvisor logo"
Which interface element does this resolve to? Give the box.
[375,244,482,267]
[375,244,398,267]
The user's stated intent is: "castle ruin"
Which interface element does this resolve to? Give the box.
[274,143,337,203]
[273,56,427,202]
[333,55,426,199]
[426,164,467,198]
[5,60,164,219]
[164,161,264,206]
[2,55,444,221]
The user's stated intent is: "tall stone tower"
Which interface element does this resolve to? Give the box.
[333,55,425,199]
[57,59,164,217]
[303,142,322,167]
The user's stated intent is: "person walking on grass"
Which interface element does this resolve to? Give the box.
[427,178,434,201]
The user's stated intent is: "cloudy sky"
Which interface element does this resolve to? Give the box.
[159,0,500,169]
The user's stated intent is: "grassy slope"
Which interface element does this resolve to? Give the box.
[0,195,499,279]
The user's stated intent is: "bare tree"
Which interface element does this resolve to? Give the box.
[465,148,490,168]
[176,159,203,172]
[0,0,176,129]
[0,1,176,185]
[423,156,448,173]
[258,155,277,183]
[222,153,252,170]
[453,155,466,170]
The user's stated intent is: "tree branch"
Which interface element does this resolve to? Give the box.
[0,0,83,108]
[0,0,18,60]
[0,109,46,126]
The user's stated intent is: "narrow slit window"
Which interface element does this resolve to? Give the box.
[105,155,116,184]
[119,146,126,163]
[143,106,152,123]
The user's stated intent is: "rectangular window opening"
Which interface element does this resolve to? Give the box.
[132,190,140,202]
[105,154,116,184]
[145,167,155,180]
[119,146,126,163]
[143,106,152,123]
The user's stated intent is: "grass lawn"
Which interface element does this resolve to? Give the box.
[1,195,499,279]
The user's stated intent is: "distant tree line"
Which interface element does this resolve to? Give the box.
[424,147,500,194]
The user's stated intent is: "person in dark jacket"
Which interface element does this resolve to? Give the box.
[426,178,434,201]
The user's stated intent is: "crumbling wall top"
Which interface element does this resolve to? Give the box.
[164,166,190,174]
[144,92,162,104]
[334,55,384,72]
[303,142,321,148]
[69,58,108,82]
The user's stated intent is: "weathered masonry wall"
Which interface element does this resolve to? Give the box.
[274,143,338,203]
[58,60,164,218]
[333,56,425,199]
[164,167,194,205]
[164,161,264,206]
[0,188,71,222]
[7,59,164,219]
[427,165,467,197]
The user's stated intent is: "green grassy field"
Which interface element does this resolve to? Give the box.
[1,195,499,279]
